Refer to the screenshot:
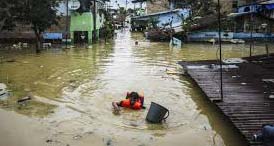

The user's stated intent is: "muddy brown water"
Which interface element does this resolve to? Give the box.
[0,29,273,146]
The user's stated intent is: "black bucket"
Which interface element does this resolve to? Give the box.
[146,102,169,123]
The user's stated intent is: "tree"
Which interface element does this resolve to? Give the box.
[19,0,60,53]
[0,0,18,31]
[0,0,60,53]
[181,0,218,37]
[184,0,217,17]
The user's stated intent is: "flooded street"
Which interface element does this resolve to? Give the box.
[0,29,273,146]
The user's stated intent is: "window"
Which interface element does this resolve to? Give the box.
[232,1,238,9]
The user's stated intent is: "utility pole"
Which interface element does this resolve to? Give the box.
[125,0,128,28]
[250,0,256,57]
[250,13,253,57]
[66,0,69,48]
[92,0,97,42]
[217,0,223,101]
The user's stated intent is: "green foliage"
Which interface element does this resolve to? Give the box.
[181,0,217,34]
[0,0,18,31]
[19,0,60,36]
[184,0,217,17]
[0,0,60,51]
[1,0,60,33]
[101,9,114,40]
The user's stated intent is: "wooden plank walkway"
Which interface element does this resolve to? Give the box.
[179,54,274,146]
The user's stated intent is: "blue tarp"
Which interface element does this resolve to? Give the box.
[43,33,63,40]
[265,4,274,10]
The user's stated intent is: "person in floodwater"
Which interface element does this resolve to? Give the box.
[112,91,145,111]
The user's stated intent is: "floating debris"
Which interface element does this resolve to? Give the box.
[46,139,53,143]
[73,135,82,140]
[17,96,32,105]
[103,138,113,146]
[223,58,247,64]
[0,83,8,100]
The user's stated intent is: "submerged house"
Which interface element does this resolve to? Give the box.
[131,9,189,32]
[131,0,190,32]
[187,0,274,42]
[0,0,109,44]
[50,0,108,44]
[228,0,274,32]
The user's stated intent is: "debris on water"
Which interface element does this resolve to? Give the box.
[0,83,8,100]
[130,122,139,127]
[241,82,247,85]
[106,139,112,146]
[17,96,32,105]
[6,59,16,63]
[222,58,247,64]
[46,139,53,143]
[204,126,207,130]
[85,131,94,135]
[103,138,113,146]
[73,135,82,140]
[232,75,240,78]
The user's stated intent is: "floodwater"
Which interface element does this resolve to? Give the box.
[0,29,273,146]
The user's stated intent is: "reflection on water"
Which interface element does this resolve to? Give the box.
[1,29,273,146]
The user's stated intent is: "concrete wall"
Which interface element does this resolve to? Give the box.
[188,31,274,41]
[70,12,93,43]
[70,11,104,44]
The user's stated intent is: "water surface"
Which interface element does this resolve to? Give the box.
[1,29,273,146]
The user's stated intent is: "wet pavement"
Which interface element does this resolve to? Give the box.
[0,29,273,146]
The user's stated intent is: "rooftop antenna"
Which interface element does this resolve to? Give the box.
[217,0,223,101]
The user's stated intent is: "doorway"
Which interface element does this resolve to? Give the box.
[73,31,88,44]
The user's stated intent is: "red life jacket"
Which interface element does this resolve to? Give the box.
[121,98,142,110]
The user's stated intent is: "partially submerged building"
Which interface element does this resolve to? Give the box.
[131,0,190,32]
[187,0,274,42]
[228,0,274,32]
[68,0,108,44]
[131,9,189,32]
[0,0,109,44]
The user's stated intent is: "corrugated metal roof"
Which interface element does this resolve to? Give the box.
[227,12,254,18]
[131,9,184,20]
[260,0,274,4]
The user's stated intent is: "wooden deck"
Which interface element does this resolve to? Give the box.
[179,54,274,146]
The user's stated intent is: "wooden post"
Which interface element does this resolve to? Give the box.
[66,0,69,48]
[217,0,223,101]
[266,44,269,57]
[93,0,97,42]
